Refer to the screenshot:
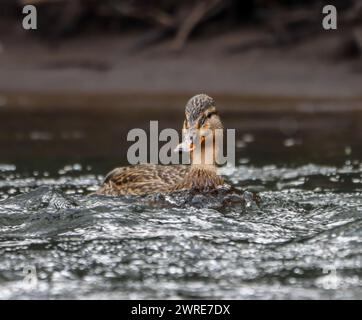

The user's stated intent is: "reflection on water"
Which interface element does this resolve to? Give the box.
[0,106,361,299]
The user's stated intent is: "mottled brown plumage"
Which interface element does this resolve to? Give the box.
[96,164,190,195]
[95,94,227,196]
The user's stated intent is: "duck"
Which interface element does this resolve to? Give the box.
[95,94,227,196]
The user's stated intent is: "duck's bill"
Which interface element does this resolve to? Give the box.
[174,132,195,153]
[174,141,194,153]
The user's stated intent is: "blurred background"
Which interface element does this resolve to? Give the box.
[0,0,362,301]
[0,0,361,170]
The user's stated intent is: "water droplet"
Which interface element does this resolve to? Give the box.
[239,158,249,164]
[73,164,82,171]
[242,134,254,143]
[284,138,296,147]
[345,146,352,156]
[236,140,246,148]
[29,131,53,141]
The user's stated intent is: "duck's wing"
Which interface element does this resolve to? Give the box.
[154,165,190,185]
[96,164,190,195]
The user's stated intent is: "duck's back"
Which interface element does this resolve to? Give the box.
[96,164,190,195]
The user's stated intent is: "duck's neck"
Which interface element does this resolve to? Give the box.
[190,163,217,172]
[190,139,219,167]
[184,144,224,190]
[182,163,223,191]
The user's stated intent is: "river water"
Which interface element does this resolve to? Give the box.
[0,104,361,299]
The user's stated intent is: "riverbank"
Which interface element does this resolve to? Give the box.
[0,24,361,110]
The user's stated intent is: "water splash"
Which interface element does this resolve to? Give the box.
[0,163,361,299]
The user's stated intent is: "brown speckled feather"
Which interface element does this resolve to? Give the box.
[171,166,225,192]
[96,164,191,195]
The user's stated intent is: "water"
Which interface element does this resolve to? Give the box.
[0,105,361,299]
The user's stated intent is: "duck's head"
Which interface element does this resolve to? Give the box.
[175,94,223,164]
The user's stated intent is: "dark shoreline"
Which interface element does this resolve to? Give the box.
[1,26,361,110]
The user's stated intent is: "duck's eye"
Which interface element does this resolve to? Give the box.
[200,113,213,126]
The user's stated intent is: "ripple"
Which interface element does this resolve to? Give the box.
[0,164,361,299]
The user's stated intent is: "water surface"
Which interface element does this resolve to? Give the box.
[0,105,361,299]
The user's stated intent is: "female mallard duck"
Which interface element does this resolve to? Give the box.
[96,94,227,195]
